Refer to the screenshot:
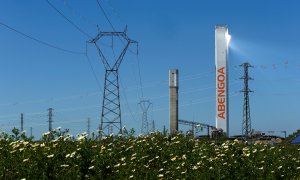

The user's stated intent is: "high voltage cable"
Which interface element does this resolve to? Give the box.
[85,44,103,93]
[85,55,103,92]
[151,92,240,114]
[96,0,117,32]
[2,0,104,97]
[0,21,101,90]
[0,71,222,108]
[0,21,85,55]
[95,0,138,55]
[0,92,241,128]
[58,0,97,28]
[120,79,137,122]
[45,0,92,39]
[136,54,144,99]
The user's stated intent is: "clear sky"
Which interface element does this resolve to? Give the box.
[0,0,300,138]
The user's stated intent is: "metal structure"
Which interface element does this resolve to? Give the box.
[150,120,155,132]
[108,125,113,135]
[240,63,253,139]
[267,130,286,138]
[215,25,230,136]
[21,113,24,132]
[30,127,33,138]
[178,119,216,137]
[169,69,179,134]
[88,28,137,135]
[48,108,53,132]
[139,100,152,134]
[87,118,91,138]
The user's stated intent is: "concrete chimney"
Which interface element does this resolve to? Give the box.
[169,69,179,134]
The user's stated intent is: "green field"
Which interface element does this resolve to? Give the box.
[0,128,300,179]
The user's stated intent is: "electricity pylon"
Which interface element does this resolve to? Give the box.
[88,27,137,136]
[240,62,253,140]
[139,100,152,134]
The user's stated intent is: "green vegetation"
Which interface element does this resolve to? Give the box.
[0,128,300,179]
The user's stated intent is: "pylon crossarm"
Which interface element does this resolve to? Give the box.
[140,102,151,112]
[89,31,126,43]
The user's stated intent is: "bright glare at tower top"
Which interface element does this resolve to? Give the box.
[215,25,230,136]
[226,31,231,46]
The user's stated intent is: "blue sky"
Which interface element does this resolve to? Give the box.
[0,0,300,138]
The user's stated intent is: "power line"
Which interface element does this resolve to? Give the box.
[120,79,137,122]
[96,0,117,32]
[104,0,126,27]
[45,0,92,39]
[136,54,144,99]
[0,21,85,55]
[85,50,103,92]
[0,93,241,131]
[95,0,138,55]
[58,0,97,28]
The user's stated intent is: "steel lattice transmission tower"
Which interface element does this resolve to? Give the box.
[139,100,152,134]
[240,62,253,139]
[89,28,137,135]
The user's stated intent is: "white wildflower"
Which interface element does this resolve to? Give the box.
[171,156,176,161]
[192,166,198,170]
[70,151,76,158]
[43,131,51,136]
[47,154,54,158]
